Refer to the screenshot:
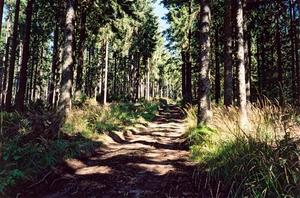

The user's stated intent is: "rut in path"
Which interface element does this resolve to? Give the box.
[21,105,205,198]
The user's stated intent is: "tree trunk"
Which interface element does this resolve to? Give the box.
[181,50,186,103]
[15,0,34,112]
[113,53,117,96]
[103,40,109,105]
[292,1,300,104]
[146,58,150,101]
[58,0,75,118]
[186,2,193,104]
[244,20,251,101]
[0,0,4,37]
[32,50,40,102]
[1,16,11,107]
[197,0,211,124]
[256,36,262,96]
[186,51,192,104]
[224,0,233,106]
[246,34,252,101]
[48,24,60,107]
[289,0,297,103]
[75,8,86,98]
[214,30,221,104]
[276,4,284,105]
[6,0,21,111]
[236,0,249,127]
[135,54,140,101]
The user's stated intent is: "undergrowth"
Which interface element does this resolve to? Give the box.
[185,103,300,197]
[0,99,158,195]
[63,99,158,137]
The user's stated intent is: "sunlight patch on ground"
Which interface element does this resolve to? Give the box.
[65,159,87,170]
[75,166,113,175]
[127,163,175,175]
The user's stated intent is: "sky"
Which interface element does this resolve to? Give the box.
[153,1,169,33]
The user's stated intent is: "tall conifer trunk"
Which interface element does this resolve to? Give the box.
[236,0,249,127]
[197,0,211,124]
[15,0,34,111]
[6,0,21,110]
[224,0,233,106]
[59,0,75,118]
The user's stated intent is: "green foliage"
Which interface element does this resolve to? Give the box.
[64,100,159,137]
[0,111,100,195]
[73,94,88,108]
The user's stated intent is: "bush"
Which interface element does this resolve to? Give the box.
[0,111,100,195]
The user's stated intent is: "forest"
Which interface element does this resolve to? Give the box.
[0,0,300,197]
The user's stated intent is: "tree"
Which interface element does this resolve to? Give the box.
[75,2,87,98]
[236,0,249,127]
[197,0,211,124]
[163,0,196,104]
[48,20,60,107]
[103,40,109,105]
[15,0,35,112]
[0,0,4,37]
[6,0,21,111]
[58,0,75,118]
[224,0,233,106]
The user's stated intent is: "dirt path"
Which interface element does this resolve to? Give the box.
[19,105,204,198]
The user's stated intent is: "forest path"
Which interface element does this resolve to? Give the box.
[21,105,203,198]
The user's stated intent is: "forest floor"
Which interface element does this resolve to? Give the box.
[16,105,206,198]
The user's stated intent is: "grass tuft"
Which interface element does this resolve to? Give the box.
[185,103,300,197]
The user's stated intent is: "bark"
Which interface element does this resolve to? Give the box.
[257,36,262,95]
[28,41,36,102]
[181,50,186,103]
[103,40,109,105]
[197,0,211,124]
[58,0,75,118]
[224,0,233,106]
[95,52,102,99]
[293,1,300,103]
[246,34,252,101]
[75,7,86,97]
[135,54,140,101]
[1,16,11,107]
[37,47,45,100]
[289,0,297,102]
[0,0,4,37]
[15,0,34,112]
[48,24,60,107]
[0,0,3,99]
[6,0,21,110]
[276,4,284,105]
[244,20,251,101]
[186,51,192,104]
[32,49,40,102]
[236,0,249,127]
[214,30,221,104]
[186,3,193,104]
[113,53,117,96]
[146,59,150,101]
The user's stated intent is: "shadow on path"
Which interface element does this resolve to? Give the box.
[18,105,208,198]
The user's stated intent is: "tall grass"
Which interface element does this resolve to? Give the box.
[64,99,158,137]
[185,103,300,197]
